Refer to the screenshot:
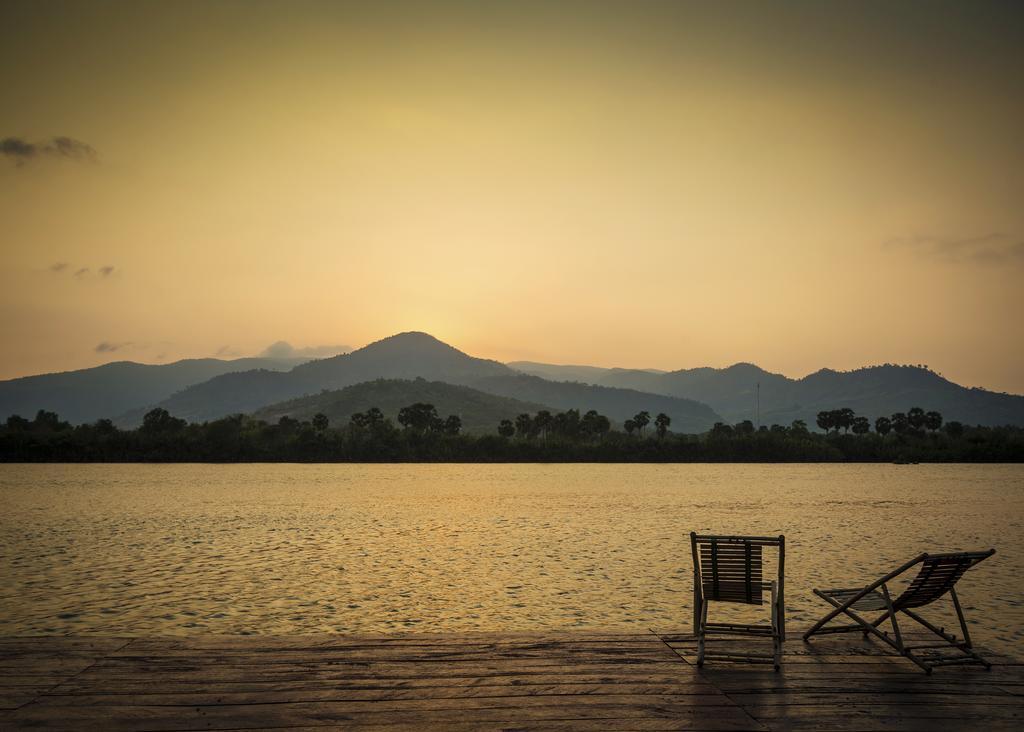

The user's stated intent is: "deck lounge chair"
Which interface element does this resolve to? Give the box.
[691,533,785,670]
[803,550,995,673]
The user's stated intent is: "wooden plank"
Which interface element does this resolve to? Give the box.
[728,691,1021,706]
[207,723,752,732]
[0,637,132,652]
[154,723,750,732]
[37,671,704,687]
[705,678,1021,694]
[762,717,1023,732]
[119,633,660,650]
[35,684,733,706]
[50,673,718,694]
[744,701,1024,720]
[99,647,678,663]
[7,700,768,731]
[29,691,743,710]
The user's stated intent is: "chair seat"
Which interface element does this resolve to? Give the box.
[818,587,889,611]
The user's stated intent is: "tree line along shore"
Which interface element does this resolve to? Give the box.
[1,403,1022,463]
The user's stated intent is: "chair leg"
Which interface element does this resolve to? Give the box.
[950,587,974,650]
[771,581,781,671]
[696,599,708,668]
[950,589,992,670]
[880,585,904,652]
[899,594,992,672]
[878,587,938,674]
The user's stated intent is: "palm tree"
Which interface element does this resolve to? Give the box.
[735,420,755,436]
[925,411,943,432]
[443,415,462,435]
[633,411,651,437]
[907,407,926,431]
[533,410,553,439]
[890,412,909,434]
[398,403,438,432]
[655,413,671,438]
[364,407,385,427]
[851,416,870,435]
[141,408,185,434]
[816,411,834,434]
[514,413,533,439]
[624,419,637,436]
[580,410,610,439]
[874,416,892,436]
[312,413,329,432]
[498,419,515,438]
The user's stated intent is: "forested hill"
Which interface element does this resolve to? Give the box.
[252,379,554,434]
[469,373,720,434]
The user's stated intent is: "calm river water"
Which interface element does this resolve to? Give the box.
[0,464,1021,652]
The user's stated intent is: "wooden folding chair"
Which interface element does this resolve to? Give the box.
[691,533,785,670]
[803,550,995,674]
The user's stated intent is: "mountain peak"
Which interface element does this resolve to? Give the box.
[374,331,451,345]
[360,331,470,357]
[284,330,511,393]
[722,362,774,377]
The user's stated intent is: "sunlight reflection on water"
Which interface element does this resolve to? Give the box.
[0,463,1021,652]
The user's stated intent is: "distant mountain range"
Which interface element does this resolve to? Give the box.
[0,357,310,426]
[510,361,1024,427]
[252,378,553,433]
[511,362,667,383]
[116,333,721,432]
[2,332,1021,432]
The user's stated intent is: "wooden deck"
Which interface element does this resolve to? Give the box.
[2,632,1021,730]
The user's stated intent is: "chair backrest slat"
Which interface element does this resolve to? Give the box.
[893,551,994,609]
[692,533,783,606]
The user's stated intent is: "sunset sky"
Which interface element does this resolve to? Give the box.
[2,1,1022,392]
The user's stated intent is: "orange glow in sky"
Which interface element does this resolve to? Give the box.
[2,2,1022,391]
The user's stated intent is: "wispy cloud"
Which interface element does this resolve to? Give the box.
[47,263,118,279]
[884,233,1024,265]
[2,136,98,166]
[95,341,132,353]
